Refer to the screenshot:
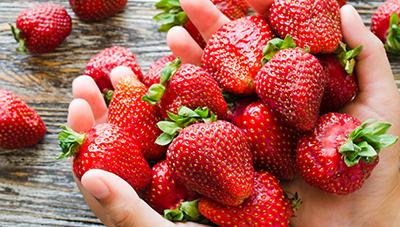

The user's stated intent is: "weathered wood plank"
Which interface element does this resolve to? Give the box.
[0,0,398,226]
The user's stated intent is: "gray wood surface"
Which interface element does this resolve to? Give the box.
[0,0,398,226]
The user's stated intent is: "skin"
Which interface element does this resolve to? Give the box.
[67,1,400,226]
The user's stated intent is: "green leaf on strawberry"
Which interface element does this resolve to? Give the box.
[340,119,398,167]
[262,35,297,65]
[154,0,188,32]
[57,125,86,160]
[386,13,400,54]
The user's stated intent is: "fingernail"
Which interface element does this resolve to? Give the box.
[82,174,110,200]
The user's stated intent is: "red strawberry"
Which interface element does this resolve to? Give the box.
[140,55,175,87]
[255,37,325,132]
[371,0,400,54]
[58,123,151,191]
[144,161,197,213]
[0,89,46,149]
[84,46,143,92]
[199,172,293,227]
[231,101,298,180]
[297,113,398,195]
[10,3,72,54]
[319,44,362,112]
[108,77,166,160]
[337,0,346,7]
[69,0,127,21]
[154,0,248,48]
[143,58,228,119]
[202,16,274,95]
[167,120,254,206]
[268,0,342,54]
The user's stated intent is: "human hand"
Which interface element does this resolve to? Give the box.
[167,1,400,226]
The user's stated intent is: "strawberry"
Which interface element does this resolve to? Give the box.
[0,89,46,149]
[10,3,72,54]
[202,16,274,95]
[143,58,228,119]
[69,0,127,21]
[58,123,151,191]
[297,113,398,195]
[84,46,143,92]
[199,172,293,227]
[319,43,362,112]
[337,0,347,7]
[255,36,325,132]
[166,120,254,206]
[154,0,248,48]
[371,0,400,54]
[108,77,166,160]
[268,0,342,54]
[231,101,298,180]
[144,161,197,214]
[140,55,175,87]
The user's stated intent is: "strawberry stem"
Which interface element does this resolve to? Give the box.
[262,35,296,65]
[142,57,182,105]
[9,24,28,54]
[285,191,302,212]
[104,90,114,107]
[57,125,86,160]
[164,200,210,223]
[385,13,400,55]
[156,106,217,146]
[335,42,363,74]
[154,0,188,32]
[339,119,398,167]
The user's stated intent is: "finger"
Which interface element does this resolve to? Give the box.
[246,0,274,16]
[67,99,95,133]
[110,66,138,88]
[72,76,108,124]
[81,169,172,227]
[167,26,203,65]
[180,0,229,42]
[74,175,115,226]
[341,5,398,95]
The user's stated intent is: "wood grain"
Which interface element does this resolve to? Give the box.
[0,0,398,226]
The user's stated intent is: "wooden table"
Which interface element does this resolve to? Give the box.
[0,0,398,226]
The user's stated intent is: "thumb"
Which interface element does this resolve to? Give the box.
[340,5,398,97]
[81,169,172,227]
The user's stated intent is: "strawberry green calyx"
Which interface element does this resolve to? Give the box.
[164,200,210,223]
[9,24,28,54]
[142,57,182,105]
[285,192,302,212]
[154,0,187,32]
[104,90,114,107]
[385,13,400,55]
[340,120,398,167]
[335,42,363,74]
[156,106,217,146]
[57,125,85,160]
[262,35,297,65]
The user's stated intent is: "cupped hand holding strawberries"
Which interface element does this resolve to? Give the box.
[64,0,400,226]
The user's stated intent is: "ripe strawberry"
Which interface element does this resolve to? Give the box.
[319,44,362,112]
[167,120,254,206]
[140,55,175,87]
[84,46,143,92]
[199,172,293,227]
[202,16,274,95]
[0,89,46,149]
[144,161,197,213]
[268,0,342,54]
[371,0,400,54]
[255,36,325,132]
[338,0,346,7]
[231,101,298,180]
[58,123,151,191]
[297,113,398,195]
[108,77,166,160]
[143,58,228,119]
[10,3,72,54]
[154,0,248,48]
[69,0,127,21]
